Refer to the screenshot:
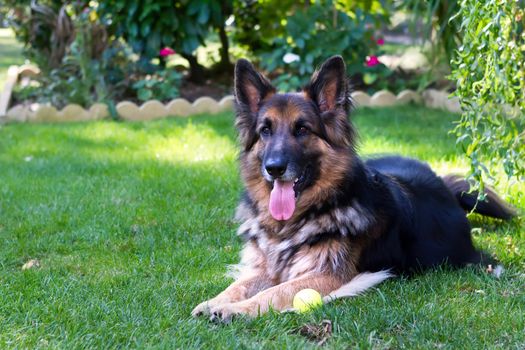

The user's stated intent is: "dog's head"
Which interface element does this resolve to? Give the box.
[234,56,355,223]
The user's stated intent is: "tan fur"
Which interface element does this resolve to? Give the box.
[243,82,275,114]
[264,103,303,124]
[208,274,343,322]
[298,137,352,210]
[192,242,275,317]
[319,80,338,111]
[284,239,356,280]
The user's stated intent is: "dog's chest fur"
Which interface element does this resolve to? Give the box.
[235,199,374,283]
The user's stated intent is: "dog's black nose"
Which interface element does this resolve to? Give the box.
[265,157,287,177]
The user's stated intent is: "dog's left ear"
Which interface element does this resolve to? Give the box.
[305,56,353,147]
[305,55,350,114]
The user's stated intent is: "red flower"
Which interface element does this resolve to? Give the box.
[366,55,380,67]
[376,38,385,46]
[160,47,176,57]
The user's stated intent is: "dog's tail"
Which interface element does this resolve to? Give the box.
[442,175,516,220]
[322,270,393,304]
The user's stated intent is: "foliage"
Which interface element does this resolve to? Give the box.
[10,3,135,108]
[132,70,182,102]
[232,0,298,51]
[7,2,186,108]
[451,0,525,195]
[98,0,233,80]
[400,0,460,62]
[3,0,79,71]
[257,1,389,91]
[233,0,389,51]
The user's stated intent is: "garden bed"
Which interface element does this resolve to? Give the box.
[0,64,462,123]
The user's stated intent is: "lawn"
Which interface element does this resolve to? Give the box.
[0,106,523,349]
[0,28,23,90]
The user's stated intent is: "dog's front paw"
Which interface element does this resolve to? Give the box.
[209,301,255,324]
[192,300,215,317]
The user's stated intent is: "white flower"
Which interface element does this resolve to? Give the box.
[283,53,300,64]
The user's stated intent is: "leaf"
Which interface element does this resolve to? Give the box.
[129,22,138,37]
[141,23,151,37]
[137,88,153,101]
[187,1,202,16]
[197,5,210,24]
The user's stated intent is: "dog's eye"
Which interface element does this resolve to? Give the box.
[295,126,309,137]
[260,126,272,136]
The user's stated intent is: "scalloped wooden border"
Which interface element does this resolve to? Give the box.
[0,65,462,123]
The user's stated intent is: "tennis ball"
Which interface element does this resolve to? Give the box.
[293,288,323,312]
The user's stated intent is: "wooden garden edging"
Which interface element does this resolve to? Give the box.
[0,64,462,123]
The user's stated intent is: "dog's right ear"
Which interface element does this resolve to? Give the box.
[234,59,275,150]
[234,59,275,114]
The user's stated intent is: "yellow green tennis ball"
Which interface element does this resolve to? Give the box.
[293,288,323,312]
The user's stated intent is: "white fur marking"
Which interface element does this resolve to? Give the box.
[322,270,393,303]
[493,265,504,279]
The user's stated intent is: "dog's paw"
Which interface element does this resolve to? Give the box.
[209,301,254,324]
[192,300,215,318]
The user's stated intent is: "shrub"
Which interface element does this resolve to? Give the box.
[4,0,78,71]
[98,1,233,82]
[132,70,182,102]
[9,2,134,108]
[9,2,185,108]
[255,1,389,91]
[451,0,524,195]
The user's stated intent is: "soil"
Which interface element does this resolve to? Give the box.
[179,79,232,102]
[179,67,234,102]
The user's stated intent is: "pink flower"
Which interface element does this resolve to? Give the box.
[366,55,380,67]
[376,38,385,46]
[160,47,176,57]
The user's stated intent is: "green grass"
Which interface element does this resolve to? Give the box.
[0,28,23,90]
[0,106,523,349]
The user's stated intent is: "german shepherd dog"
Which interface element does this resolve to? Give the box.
[192,56,515,323]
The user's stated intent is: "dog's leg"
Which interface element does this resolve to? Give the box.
[191,273,274,317]
[209,274,343,323]
[192,242,274,317]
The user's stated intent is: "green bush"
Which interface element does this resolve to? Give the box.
[451,0,525,195]
[9,2,135,108]
[257,1,388,91]
[4,0,78,71]
[98,0,232,81]
[132,70,182,102]
[9,2,186,108]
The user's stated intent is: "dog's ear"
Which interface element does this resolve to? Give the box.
[305,56,353,147]
[234,59,275,150]
[234,59,275,114]
[305,55,350,113]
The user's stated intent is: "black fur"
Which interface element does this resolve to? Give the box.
[234,56,515,278]
[354,156,502,273]
[442,175,515,220]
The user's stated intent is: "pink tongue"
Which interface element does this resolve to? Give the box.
[269,180,296,221]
